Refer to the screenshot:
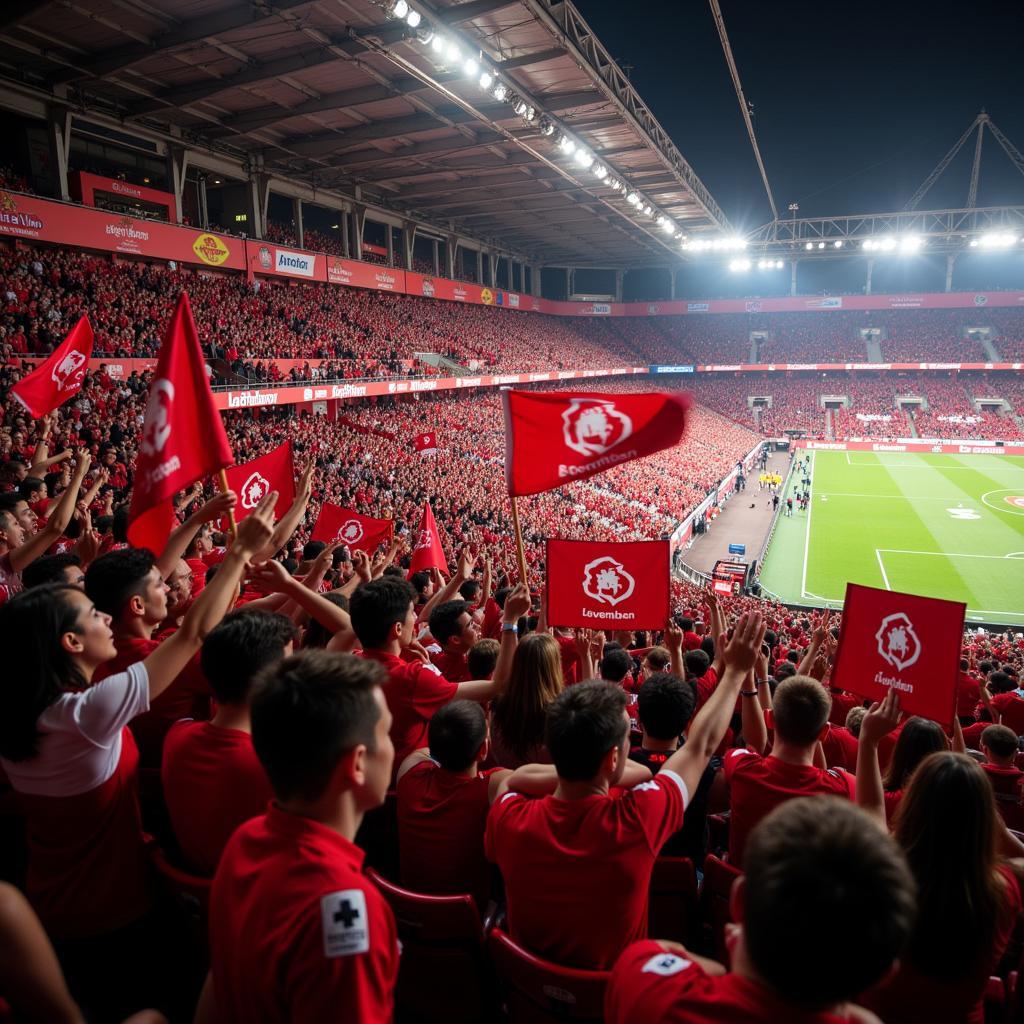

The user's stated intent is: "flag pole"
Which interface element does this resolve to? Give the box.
[217,468,238,541]
[510,494,528,585]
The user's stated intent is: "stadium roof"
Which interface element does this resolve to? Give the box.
[0,0,730,266]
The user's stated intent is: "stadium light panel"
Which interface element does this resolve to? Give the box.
[899,235,922,253]
[445,40,461,62]
[558,134,576,156]
[805,242,814,250]
[661,219,674,234]
[834,240,843,248]
[406,9,421,27]
[878,237,897,251]
[593,164,608,180]
[643,205,653,216]
[979,232,1017,248]
[775,259,784,268]
[574,148,594,168]
[512,98,528,115]
[492,82,508,101]
[391,0,409,18]
[430,34,444,53]
[523,106,536,122]
[626,192,639,205]
[464,57,478,77]
[538,117,555,136]
[728,258,751,272]
[817,241,825,249]
[478,71,492,89]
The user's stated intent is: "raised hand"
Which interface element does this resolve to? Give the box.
[860,688,903,745]
[196,490,237,524]
[664,617,684,653]
[720,611,767,677]
[248,556,292,593]
[232,490,278,556]
[502,581,532,624]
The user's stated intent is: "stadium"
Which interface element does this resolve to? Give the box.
[0,0,1023,1021]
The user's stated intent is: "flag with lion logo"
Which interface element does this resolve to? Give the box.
[223,441,295,524]
[10,315,93,417]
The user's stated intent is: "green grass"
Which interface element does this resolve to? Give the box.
[758,450,1024,626]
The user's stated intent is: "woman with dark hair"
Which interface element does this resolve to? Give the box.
[0,496,275,1019]
[489,632,564,769]
[881,715,949,821]
[858,692,1024,1024]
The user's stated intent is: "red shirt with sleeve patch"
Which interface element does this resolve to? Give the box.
[723,750,855,867]
[484,770,688,969]
[209,805,398,1024]
[161,721,273,876]
[606,940,856,1024]
[359,650,458,768]
[396,760,500,908]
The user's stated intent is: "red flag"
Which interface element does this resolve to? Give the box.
[223,441,296,524]
[10,316,93,417]
[829,583,966,730]
[546,538,670,631]
[407,502,447,575]
[503,389,690,496]
[128,293,233,553]
[311,503,393,554]
[413,430,438,455]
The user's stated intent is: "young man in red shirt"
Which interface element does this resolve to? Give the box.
[979,724,1024,802]
[725,675,856,867]
[982,672,1024,735]
[485,611,765,970]
[427,599,480,682]
[350,576,531,768]
[606,796,915,1024]
[198,651,399,1024]
[161,609,296,875]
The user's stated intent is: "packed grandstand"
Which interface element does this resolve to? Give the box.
[2,1,1024,1023]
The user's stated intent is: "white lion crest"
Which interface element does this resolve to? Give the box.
[875,612,922,672]
[582,556,636,607]
[240,472,270,510]
[51,350,87,393]
[338,520,364,544]
[140,379,175,456]
[562,399,633,458]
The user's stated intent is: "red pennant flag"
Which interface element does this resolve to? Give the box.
[829,583,966,730]
[503,389,690,496]
[407,502,447,575]
[413,430,438,455]
[311,503,394,554]
[128,293,233,553]
[10,316,93,418]
[546,538,670,631]
[223,441,296,524]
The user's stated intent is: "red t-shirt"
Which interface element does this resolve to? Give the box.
[431,648,470,683]
[606,940,857,1024]
[723,750,855,867]
[396,760,499,908]
[209,805,399,1023]
[554,634,582,686]
[827,689,860,727]
[161,721,273,876]
[991,693,1024,735]
[820,726,858,772]
[359,650,458,768]
[957,672,981,717]
[981,763,1024,800]
[94,635,210,769]
[862,867,1022,1024]
[484,770,688,969]
[963,721,990,749]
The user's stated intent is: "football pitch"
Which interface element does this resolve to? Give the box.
[758,450,1024,627]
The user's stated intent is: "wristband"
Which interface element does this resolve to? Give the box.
[756,679,769,687]
[740,690,759,698]
[501,623,519,634]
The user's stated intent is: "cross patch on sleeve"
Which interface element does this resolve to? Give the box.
[641,953,691,976]
[320,889,370,958]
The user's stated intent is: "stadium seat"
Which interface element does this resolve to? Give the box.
[702,854,742,964]
[487,927,610,1024]
[148,844,212,959]
[648,856,699,945]
[367,869,492,1024]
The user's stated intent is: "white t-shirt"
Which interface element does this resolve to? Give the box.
[2,663,150,797]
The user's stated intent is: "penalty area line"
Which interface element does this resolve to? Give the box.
[875,549,892,590]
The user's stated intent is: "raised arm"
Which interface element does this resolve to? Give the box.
[797,610,831,676]
[855,689,903,829]
[706,591,726,677]
[255,461,313,560]
[155,491,237,580]
[141,492,277,701]
[418,546,474,623]
[663,611,765,801]
[455,583,531,703]
[665,617,685,681]
[573,628,595,682]
[740,666,769,755]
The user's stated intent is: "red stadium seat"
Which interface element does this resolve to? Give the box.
[367,869,491,1024]
[702,854,742,964]
[648,856,699,946]
[487,927,609,1024]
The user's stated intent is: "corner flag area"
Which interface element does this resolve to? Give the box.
[758,450,1024,627]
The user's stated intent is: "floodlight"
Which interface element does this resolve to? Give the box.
[817,241,825,249]
[878,237,896,251]
[608,179,622,190]
[406,9,421,27]
[391,0,409,18]
[479,71,492,89]
[492,82,508,101]
[512,98,527,115]
[430,34,444,53]
[729,258,751,272]
[775,259,784,268]
[805,242,813,250]
[899,235,922,253]
[445,40,461,62]
[464,58,478,77]
[626,192,639,205]
[523,106,536,122]
[979,232,1017,248]
[643,205,653,216]
[558,134,576,156]
[593,164,608,179]
[574,148,594,168]
[661,219,674,234]
[538,117,555,136]
[833,240,843,248]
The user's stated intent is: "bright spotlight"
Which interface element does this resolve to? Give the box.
[512,98,527,115]
[899,234,922,253]
[729,258,751,272]
[643,205,653,216]
[463,57,478,77]
[878,237,897,251]
[833,240,843,248]
[430,34,444,53]
[805,242,814,250]
[574,148,594,168]
[406,9,421,27]
[979,232,1017,248]
[445,40,461,62]
[661,219,674,234]
[593,164,608,180]
[816,241,824,249]
[608,179,622,190]
[478,71,492,89]
[775,259,784,268]
[626,192,639,205]
[523,106,536,122]
[492,82,508,101]
[391,0,409,18]
[558,134,576,156]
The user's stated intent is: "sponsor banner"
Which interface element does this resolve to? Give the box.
[830,582,964,729]
[546,538,670,630]
[0,190,244,269]
[328,256,404,291]
[651,365,695,374]
[249,242,323,280]
[804,296,843,309]
[797,439,1024,455]
[698,362,1022,372]
[71,171,176,221]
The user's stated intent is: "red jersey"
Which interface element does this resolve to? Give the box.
[821,725,858,772]
[209,805,399,1024]
[957,672,981,718]
[396,760,498,907]
[431,648,470,683]
[991,692,1024,735]
[981,762,1024,800]
[94,635,210,769]
[161,721,272,876]
[359,650,457,767]
[607,940,857,1024]
[554,633,581,686]
[723,749,855,867]
[827,689,860,727]
[484,770,687,969]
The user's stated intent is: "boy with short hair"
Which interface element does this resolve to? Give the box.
[979,724,1024,801]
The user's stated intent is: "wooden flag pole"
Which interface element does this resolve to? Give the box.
[217,468,238,541]
[510,494,528,585]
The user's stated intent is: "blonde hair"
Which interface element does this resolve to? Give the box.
[492,633,564,761]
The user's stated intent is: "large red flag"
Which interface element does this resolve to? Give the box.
[407,502,447,575]
[546,538,670,631]
[829,582,966,729]
[128,293,233,553]
[503,389,690,496]
[413,430,438,456]
[311,503,394,553]
[10,316,93,417]
[223,441,295,523]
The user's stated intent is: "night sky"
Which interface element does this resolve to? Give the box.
[574,0,1024,233]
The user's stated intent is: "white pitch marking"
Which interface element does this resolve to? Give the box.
[800,451,815,601]
[875,549,892,590]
